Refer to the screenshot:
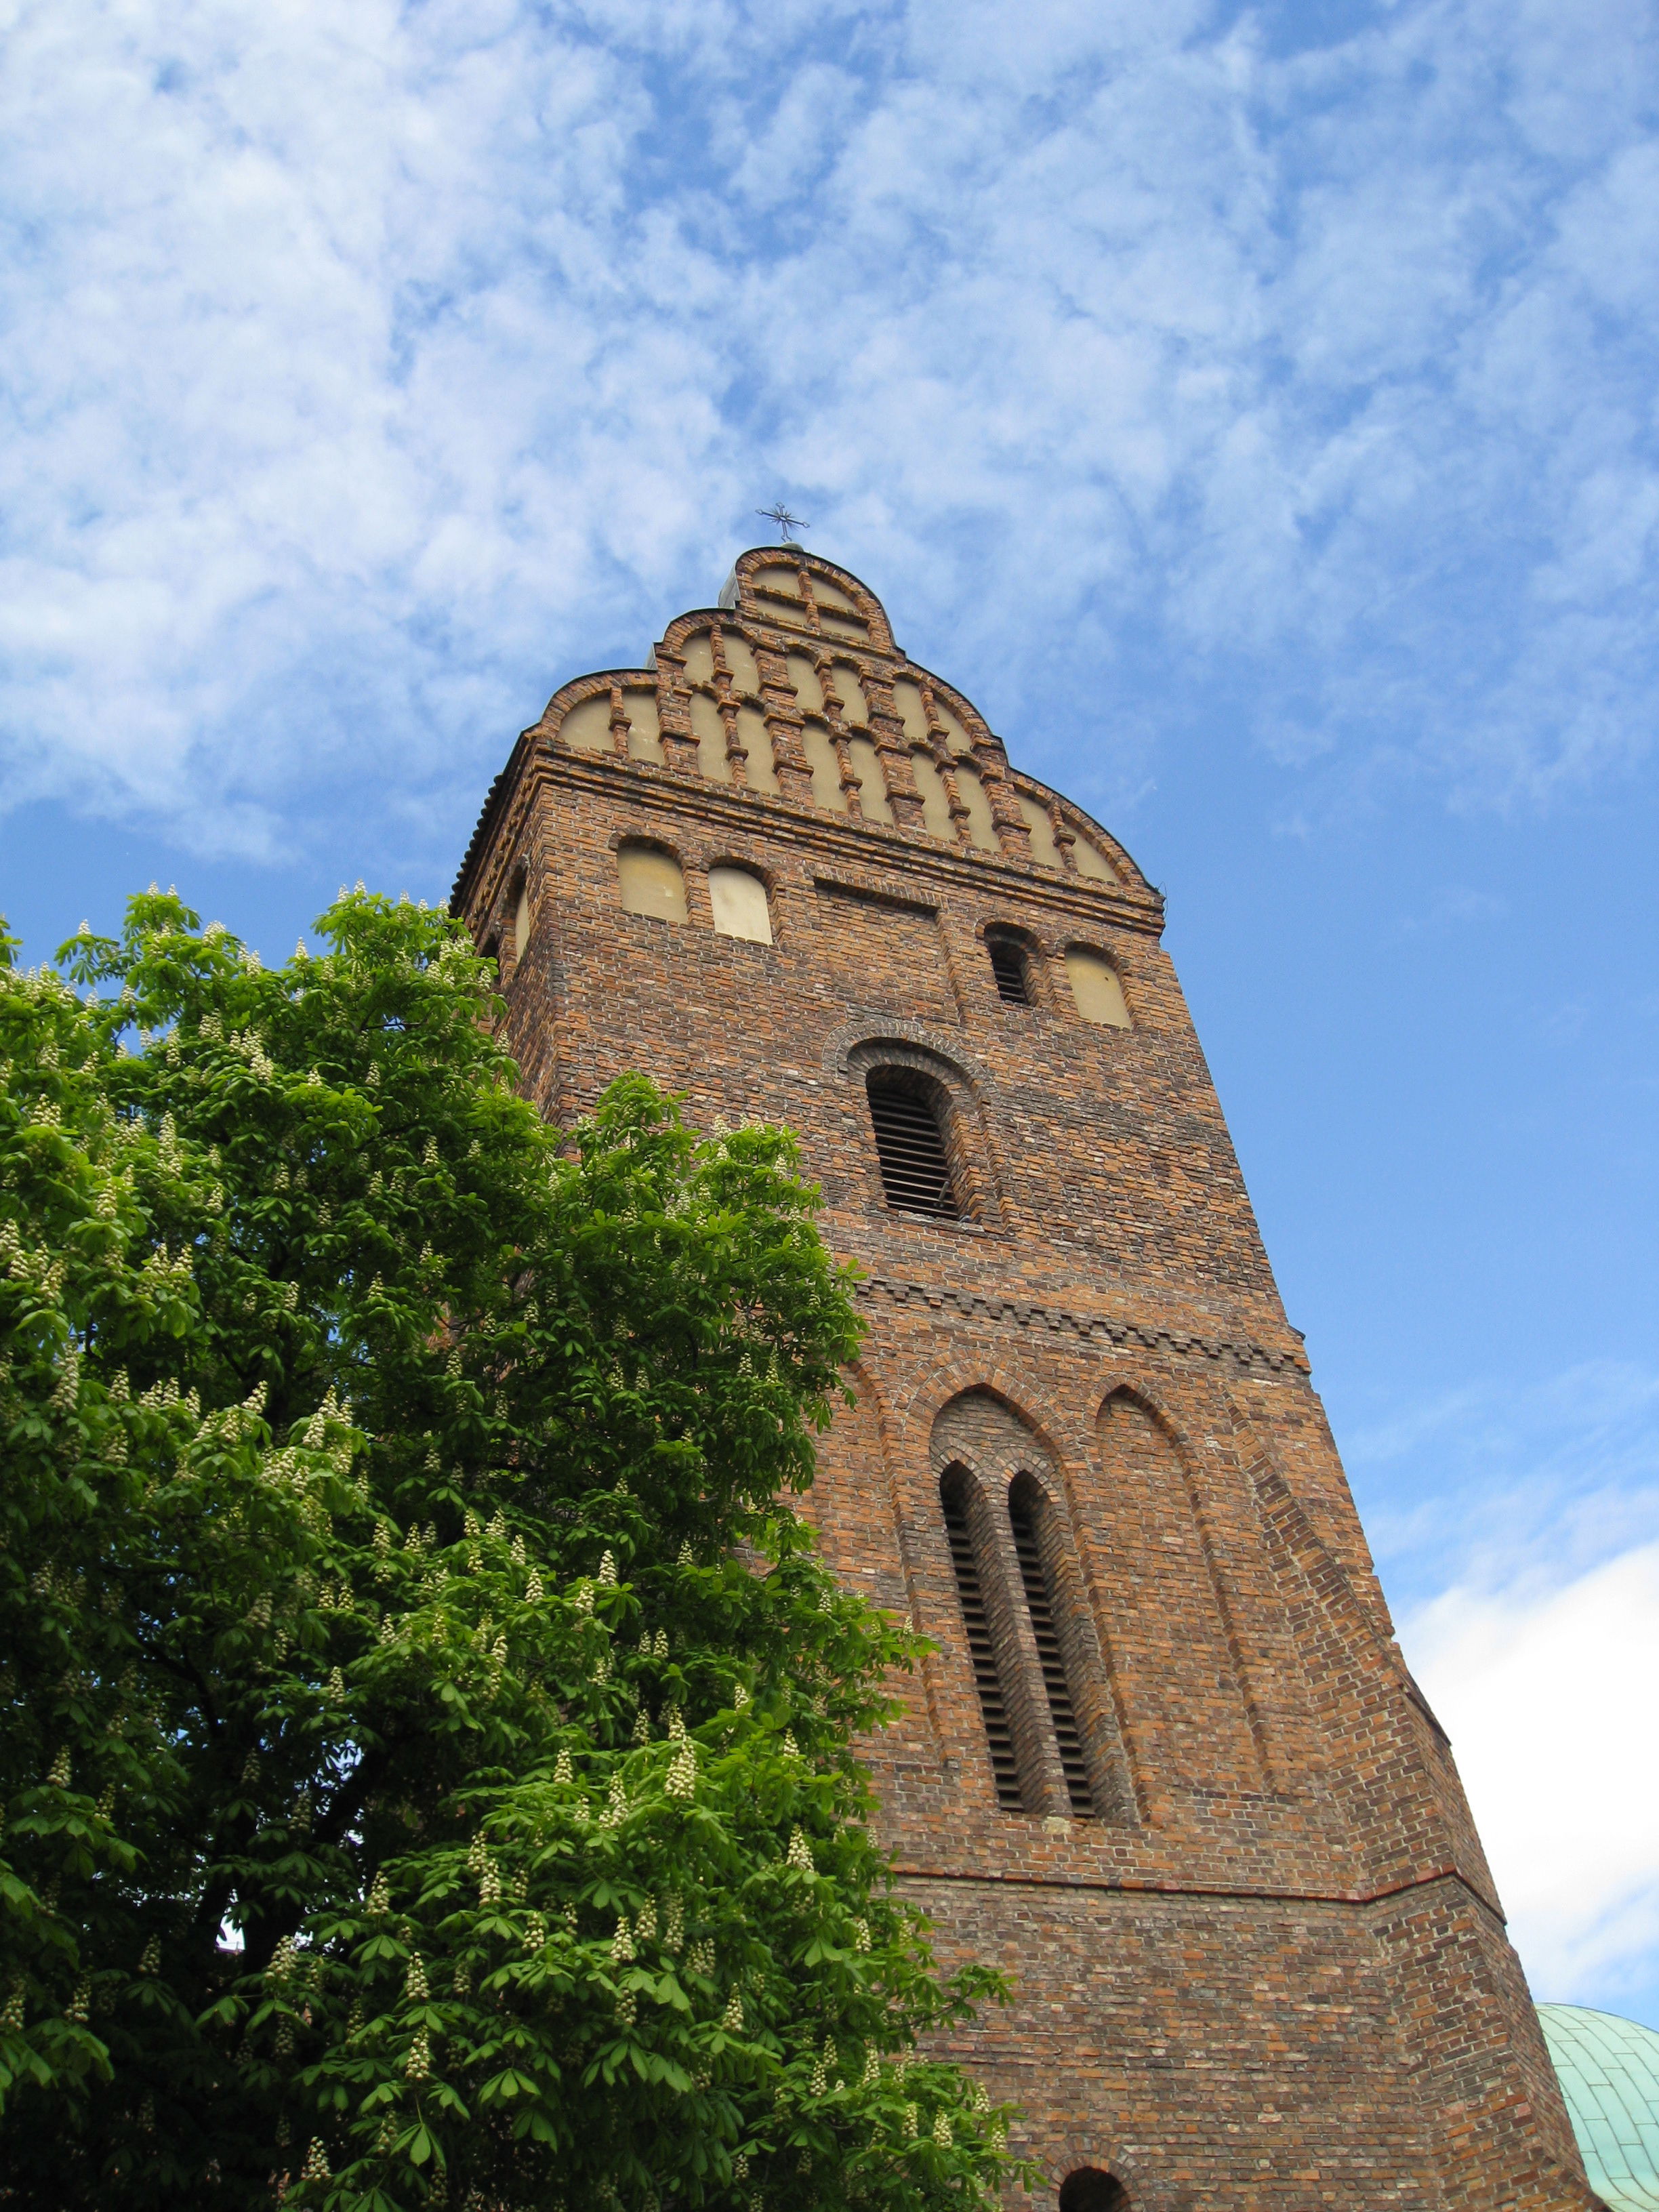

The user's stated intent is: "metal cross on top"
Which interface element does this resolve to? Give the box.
[756,501,809,544]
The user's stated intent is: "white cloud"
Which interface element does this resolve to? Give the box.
[1404,1542,1659,2006]
[1,0,1656,863]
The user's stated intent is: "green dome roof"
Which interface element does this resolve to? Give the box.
[1538,2003,1659,2211]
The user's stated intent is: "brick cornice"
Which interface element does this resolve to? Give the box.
[457,743,1166,941]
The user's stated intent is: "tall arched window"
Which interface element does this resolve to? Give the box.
[1008,1477,1094,1817]
[940,1469,1023,1811]
[866,1071,960,1219]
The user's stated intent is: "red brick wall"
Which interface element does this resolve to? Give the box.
[453,548,1594,2211]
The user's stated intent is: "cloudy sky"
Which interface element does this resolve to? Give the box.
[3,0,1656,2024]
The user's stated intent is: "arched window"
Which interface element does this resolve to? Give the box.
[985,931,1031,1006]
[940,1469,1023,1811]
[1065,946,1130,1028]
[616,842,688,924]
[866,1071,960,1219]
[1008,1477,1094,1816]
[1059,2169,1128,2212]
[708,865,773,944]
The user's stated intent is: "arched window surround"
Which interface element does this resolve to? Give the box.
[980,922,1045,1011]
[840,1032,1006,1233]
[1090,1382,1272,1798]
[929,1389,1137,1826]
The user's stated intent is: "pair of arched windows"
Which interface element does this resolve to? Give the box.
[985,930,1131,1028]
[940,1460,1120,1820]
[615,842,773,945]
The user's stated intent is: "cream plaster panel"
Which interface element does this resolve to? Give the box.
[753,565,804,601]
[680,634,716,687]
[1065,949,1131,1028]
[937,703,972,756]
[561,695,613,754]
[622,689,663,764]
[802,724,849,813]
[1019,796,1063,869]
[956,762,1000,851]
[787,653,825,714]
[737,705,779,796]
[893,678,930,747]
[724,634,762,694]
[832,664,869,728]
[617,845,688,925]
[819,606,869,642]
[1073,836,1120,884]
[514,880,531,958]
[848,736,894,825]
[689,693,731,782]
[912,749,956,839]
[708,865,773,944]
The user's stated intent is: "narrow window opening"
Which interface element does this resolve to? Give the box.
[987,936,1030,1005]
[867,1076,960,1219]
[1009,1481,1094,1816]
[941,1473,1023,1811]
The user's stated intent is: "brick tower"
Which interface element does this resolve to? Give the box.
[453,547,1593,2211]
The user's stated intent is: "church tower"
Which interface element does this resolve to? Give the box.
[453,547,1593,2211]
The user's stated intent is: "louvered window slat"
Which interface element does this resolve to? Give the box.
[987,937,1030,1005]
[1009,1490,1094,1816]
[941,1482,1024,1810]
[867,1081,960,1218]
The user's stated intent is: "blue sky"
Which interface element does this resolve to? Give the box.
[3,0,1656,2024]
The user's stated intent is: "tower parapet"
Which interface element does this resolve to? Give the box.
[455,550,1593,2212]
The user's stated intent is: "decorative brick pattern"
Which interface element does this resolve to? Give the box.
[453,548,1595,2210]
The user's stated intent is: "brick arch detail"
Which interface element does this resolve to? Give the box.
[912,1368,1143,1826]
[1090,1376,1275,1795]
[898,1358,1080,1467]
[829,1356,951,1764]
[1041,2136,1186,2212]
[840,1033,1008,1229]
[824,1017,998,1098]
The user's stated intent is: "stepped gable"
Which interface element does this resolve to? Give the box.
[453,545,1150,918]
